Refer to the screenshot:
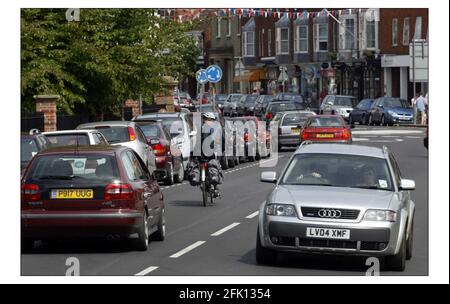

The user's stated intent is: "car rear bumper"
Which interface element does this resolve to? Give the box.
[260,217,398,256]
[302,139,352,144]
[279,135,300,146]
[21,210,142,238]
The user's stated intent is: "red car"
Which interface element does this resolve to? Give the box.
[21,145,165,252]
[134,120,184,185]
[300,115,353,144]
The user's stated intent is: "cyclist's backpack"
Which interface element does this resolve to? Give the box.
[207,159,224,185]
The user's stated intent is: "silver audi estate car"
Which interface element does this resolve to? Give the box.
[257,142,416,271]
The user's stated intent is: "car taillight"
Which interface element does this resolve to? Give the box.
[104,183,133,200]
[128,127,136,141]
[21,184,40,201]
[266,112,273,120]
[152,143,166,156]
[200,163,209,169]
[301,132,309,140]
[335,130,351,140]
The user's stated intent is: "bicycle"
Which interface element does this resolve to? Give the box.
[199,161,215,207]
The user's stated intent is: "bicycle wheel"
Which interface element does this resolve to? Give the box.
[209,189,214,205]
[201,182,208,207]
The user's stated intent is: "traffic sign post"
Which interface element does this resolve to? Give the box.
[195,66,223,113]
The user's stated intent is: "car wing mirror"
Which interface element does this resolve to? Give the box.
[261,171,277,183]
[399,179,415,191]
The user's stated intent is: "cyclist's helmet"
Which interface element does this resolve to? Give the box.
[201,112,216,120]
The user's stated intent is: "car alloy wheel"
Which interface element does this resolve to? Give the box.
[174,162,184,183]
[152,209,166,241]
[135,212,149,251]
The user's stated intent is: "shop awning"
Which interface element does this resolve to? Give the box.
[233,70,265,82]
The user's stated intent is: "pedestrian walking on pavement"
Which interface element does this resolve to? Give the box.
[415,92,427,125]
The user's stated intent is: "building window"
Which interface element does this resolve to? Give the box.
[344,18,356,50]
[216,17,222,38]
[315,23,328,52]
[260,29,264,57]
[403,17,410,45]
[268,29,272,56]
[226,18,231,37]
[392,18,398,46]
[295,25,308,53]
[414,16,422,40]
[276,27,290,55]
[243,31,255,57]
[366,20,376,48]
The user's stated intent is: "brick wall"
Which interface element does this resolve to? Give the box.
[379,8,428,55]
[35,95,59,132]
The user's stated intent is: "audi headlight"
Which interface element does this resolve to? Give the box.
[266,204,297,217]
[363,210,397,222]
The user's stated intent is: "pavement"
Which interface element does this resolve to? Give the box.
[21,125,428,276]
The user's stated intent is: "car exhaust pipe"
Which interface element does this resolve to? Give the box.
[105,234,114,241]
[113,234,121,241]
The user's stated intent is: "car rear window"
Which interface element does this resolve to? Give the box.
[93,126,130,144]
[281,153,393,191]
[137,123,161,138]
[307,116,345,127]
[21,137,38,163]
[334,97,357,107]
[45,134,90,147]
[282,113,314,126]
[27,155,120,181]
[268,103,298,113]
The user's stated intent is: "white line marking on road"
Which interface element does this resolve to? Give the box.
[352,138,370,141]
[246,211,259,219]
[406,136,423,139]
[352,130,424,135]
[382,135,399,138]
[135,266,159,276]
[395,139,404,142]
[211,222,240,236]
[170,241,206,258]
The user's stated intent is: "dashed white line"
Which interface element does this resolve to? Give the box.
[352,138,370,141]
[135,266,159,276]
[211,222,241,236]
[245,211,259,219]
[170,241,206,258]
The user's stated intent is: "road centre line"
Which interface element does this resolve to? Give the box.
[245,211,259,219]
[169,241,206,258]
[211,222,241,236]
[135,266,159,276]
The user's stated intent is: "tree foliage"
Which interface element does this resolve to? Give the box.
[21,9,200,116]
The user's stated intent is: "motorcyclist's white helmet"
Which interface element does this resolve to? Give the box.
[201,112,216,120]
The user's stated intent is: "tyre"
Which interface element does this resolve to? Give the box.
[362,114,368,125]
[255,152,261,161]
[406,217,414,260]
[256,227,277,265]
[234,156,240,166]
[209,190,214,205]
[202,182,208,207]
[21,238,34,253]
[174,162,184,184]
[221,157,229,170]
[384,233,406,271]
[349,116,354,126]
[381,115,386,126]
[248,155,255,162]
[134,212,149,251]
[151,208,166,241]
[368,115,374,126]
[228,157,235,168]
[165,162,174,185]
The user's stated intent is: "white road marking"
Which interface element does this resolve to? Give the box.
[395,139,404,142]
[135,266,159,276]
[406,136,423,139]
[245,211,259,219]
[211,222,241,236]
[382,135,399,138]
[170,241,206,258]
[352,138,370,141]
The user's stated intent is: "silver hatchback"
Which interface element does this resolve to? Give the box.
[257,143,416,271]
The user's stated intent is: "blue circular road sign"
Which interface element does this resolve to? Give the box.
[206,65,222,83]
[196,69,208,84]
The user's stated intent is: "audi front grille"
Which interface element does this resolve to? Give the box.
[301,207,360,220]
